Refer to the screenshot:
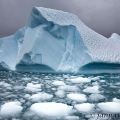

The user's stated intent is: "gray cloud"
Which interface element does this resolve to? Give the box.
[0,0,120,38]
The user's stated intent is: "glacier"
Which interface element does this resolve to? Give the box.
[0,7,120,73]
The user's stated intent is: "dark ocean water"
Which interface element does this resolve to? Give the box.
[0,71,120,120]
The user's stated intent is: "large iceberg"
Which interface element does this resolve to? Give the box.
[0,7,120,73]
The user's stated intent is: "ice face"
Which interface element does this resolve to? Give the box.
[0,27,26,70]
[0,7,120,72]
[17,25,91,72]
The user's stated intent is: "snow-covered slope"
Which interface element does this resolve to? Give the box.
[109,33,120,41]
[0,7,120,72]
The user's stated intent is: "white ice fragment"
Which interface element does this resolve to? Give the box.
[115,82,120,85]
[22,77,31,81]
[0,82,5,86]
[97,102,120,113]
[0,102,23,117]
[27,83,42,88]
[89,77,100,81]
[55,90,65,98]
[58,85,80,92]
[63,75,70,79]
[92,82,99,86]
[4,83,11,87]
[25,87,42,92]
[74,103,95,113]
[100,80,106,82]
[24,94,31,99]
[67,77,91,83]
[112,98,120,103]
[65,116,79,120]
[25,83,42,92]
[29,93,53,102]
[89,94,105,101]
[67,93,87,102]
[52,81,66,86]
[30,102,73,117]
[83,86,100,94]
[13,86,24,90]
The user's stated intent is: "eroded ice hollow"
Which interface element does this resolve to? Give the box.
[0,7,120,73]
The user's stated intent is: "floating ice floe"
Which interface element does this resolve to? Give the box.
[65,116,79,120]
[13,86,24,90]
[67,77,91,83]
[25,83,42,92]
[97,102,120,113]
[112,98,120,103]
[3,83,11,87]
[29,92,53,102]
[27,83,42,88]
[0,102,23,118]
[22,77,31,81]
[0,82,5,86]
[67,93,87,102]
[99,80,106,82]
[24,94,31,99]
[55,90,65,98]
[83,86,100,94]
[115,82,120,85]
[92,82,99,86]
[89,77,100,81]
[74,103,95,113]
[30,102,73,117]
[58,85,80,92]
[52,81,66,86]
[89,94,105,101]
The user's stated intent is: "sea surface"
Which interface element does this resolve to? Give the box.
[0,71,120,120]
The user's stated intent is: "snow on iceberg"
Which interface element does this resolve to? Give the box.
[109,33,120,41]
[1,7,120,72]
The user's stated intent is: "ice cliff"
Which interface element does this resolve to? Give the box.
[0,7,120,73]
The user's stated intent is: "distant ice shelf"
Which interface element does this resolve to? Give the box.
[0,7,120,73]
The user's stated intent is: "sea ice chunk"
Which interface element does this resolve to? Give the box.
[26,83,42,88]
[52,81,66,86]
[25,83,42,92]
[67,93,87,102]
[74,103,95,113]
[97,102,120,113]
[89,94,105,101]
[112,98,120,103]
[30,102,73,117]
[83,86,100,94]
[65,116,79,120]
[58,85,80,92]
[55,90,65,98]
[67,77,91,83]
[29,92,53,102]
[0,102,23,117]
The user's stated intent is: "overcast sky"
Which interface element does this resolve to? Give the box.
[0,0,120,38]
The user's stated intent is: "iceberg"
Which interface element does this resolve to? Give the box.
[0,7,120,73]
